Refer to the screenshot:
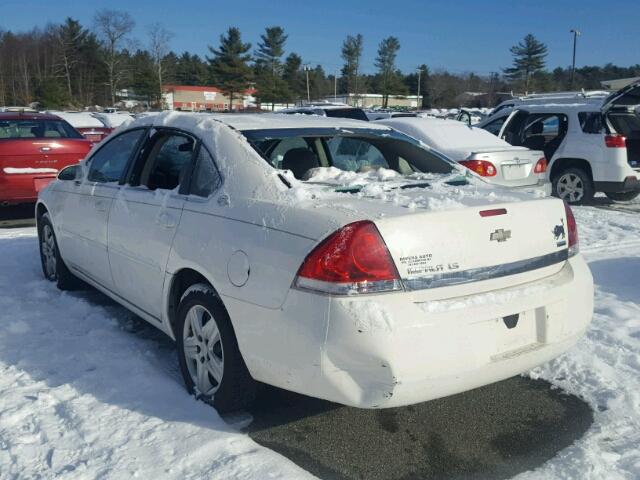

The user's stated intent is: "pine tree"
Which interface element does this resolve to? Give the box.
[283,53,305,103]
[207,27,252,111]
[341,34,363,103]
[254,26,289,109]
[503,33,548,92]
[374,36,403,108]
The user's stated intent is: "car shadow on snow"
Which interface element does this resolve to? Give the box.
[589,256,640,303]
[246,378,593,480]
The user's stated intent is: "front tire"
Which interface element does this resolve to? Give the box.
[37,213,82,290]
[605,191,640,202]
[176,284,256,413]
[552,168,594,205]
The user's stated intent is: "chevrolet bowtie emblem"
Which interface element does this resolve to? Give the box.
[490,228,511,242]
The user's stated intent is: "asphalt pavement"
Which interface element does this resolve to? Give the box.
[247,379,593,480]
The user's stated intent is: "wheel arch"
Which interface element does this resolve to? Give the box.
[35,201,49,226]
[165,267,226,340]
[549,158,593,182]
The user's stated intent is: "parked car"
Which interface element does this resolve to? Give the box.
[91,112,135,129]
[0,112,92,206]
[278,102,369,121]
[489,90,609,117]
[455,108,489,125]
[36,112,593,413]
[377,117,548,191]
[476,81,640,203]
[46,111,113,143]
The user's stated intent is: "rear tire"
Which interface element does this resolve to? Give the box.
[552,168,594,205]
[605,191,640,202]
[176,284,256,413]
[37,213,83,290]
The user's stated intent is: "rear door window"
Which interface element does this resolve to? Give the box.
[138,132,196,191]
[190,147,221,197]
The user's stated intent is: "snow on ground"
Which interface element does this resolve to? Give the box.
[0,228,311,479]
[0,204,639,479]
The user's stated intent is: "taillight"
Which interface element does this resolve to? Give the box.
[459,160,497,177]
[534,157,547,174]
[605,134,626,148]
[294,220,402,295]
[564,201,579,256]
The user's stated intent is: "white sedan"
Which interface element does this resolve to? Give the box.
[377,116,549,191]
[36,112,593,412]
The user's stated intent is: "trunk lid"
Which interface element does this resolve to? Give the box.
[0,138,91,176]
[467,148,544,183]
[601,80,640,114]
[372,196,569,295]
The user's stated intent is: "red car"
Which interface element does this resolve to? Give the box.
[46,111,113,143]
[0,112,92,206]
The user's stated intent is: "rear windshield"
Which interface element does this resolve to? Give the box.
[0,119,83,139]
[242,127,456,181]
[324,108,369,121]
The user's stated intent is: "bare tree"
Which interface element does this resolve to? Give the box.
[147,23,173,108]
[93,9,134,106]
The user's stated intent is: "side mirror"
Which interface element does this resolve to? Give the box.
[58,164,79,181]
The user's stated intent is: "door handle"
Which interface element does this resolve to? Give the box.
[157,211,177,229]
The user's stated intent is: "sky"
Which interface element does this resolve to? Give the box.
[2,0,638,76]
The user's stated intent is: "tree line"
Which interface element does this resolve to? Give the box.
[1,10,639,110]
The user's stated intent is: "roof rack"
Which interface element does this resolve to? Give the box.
[515,90,609,101]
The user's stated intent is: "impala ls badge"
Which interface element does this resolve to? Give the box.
[490,228,511,242]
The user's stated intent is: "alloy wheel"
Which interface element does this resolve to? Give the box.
[557,173,584,203]
[182,304,224,397]
[41,224,57,279]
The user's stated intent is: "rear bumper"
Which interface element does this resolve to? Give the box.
[231,254,593,408]
[595,175,640,193]
[0,173,56,204]
[489,179,551,196]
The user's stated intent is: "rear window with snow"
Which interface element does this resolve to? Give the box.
[243,127,455,181]
[0,119,83,139]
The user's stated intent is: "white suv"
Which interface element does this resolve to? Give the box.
[476,82,640,203]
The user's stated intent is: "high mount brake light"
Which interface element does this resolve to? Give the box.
[605,134,626,148]
[564,201,579,256]
[295,220,402,295]
[459,160,497,177]
[534,157,547,174]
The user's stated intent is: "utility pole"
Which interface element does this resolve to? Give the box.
[416,67,422,111]
[304,64,311,103]
[334,71,338,101]
[570,29,581,89]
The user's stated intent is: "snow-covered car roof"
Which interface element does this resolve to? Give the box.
[45,111,107,128]
[377,117,511,153]
[138,112,391,132]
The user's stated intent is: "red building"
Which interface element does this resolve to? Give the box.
[162,85,256,111]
